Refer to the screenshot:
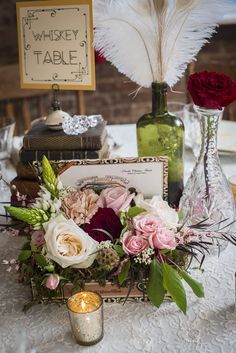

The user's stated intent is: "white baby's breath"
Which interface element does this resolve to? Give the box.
[97,240,113,249]
[134,248,155,265]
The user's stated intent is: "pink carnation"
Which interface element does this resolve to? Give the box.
[122,231,148,255]
[97,186,134,214]
[63,189,99,225]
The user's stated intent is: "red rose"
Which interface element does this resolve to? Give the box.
[83,208,122,242]
[95,50,106,64]
[188,71,236,110]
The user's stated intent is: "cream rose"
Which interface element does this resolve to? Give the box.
[43,214,98,268]
[134,194,178,229]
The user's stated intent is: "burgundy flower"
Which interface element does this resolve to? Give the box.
[188,71,236,110]
[84,208,122,242]
[95,50,106,64]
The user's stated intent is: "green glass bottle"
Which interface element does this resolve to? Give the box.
[136,82,184,207]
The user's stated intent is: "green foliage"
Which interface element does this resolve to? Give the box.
[35,254,49,268]
[113,244,125,257]
[31,243,37,252]
[118,260,131,285]
[127,206,146,218]
[18,250,32,261]
[163,263,187,314]
[44,265,55,272]
[5,206,48,228]
[119,211,128,227]
[178,209,184,222]
[147,259,165,308]
[180,270,204,298]
[42,155,59,198]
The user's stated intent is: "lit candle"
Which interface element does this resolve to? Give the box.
[67,291,103,345]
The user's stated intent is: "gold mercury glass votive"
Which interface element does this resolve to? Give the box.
[229,175,236,200]
[67,291,104,346]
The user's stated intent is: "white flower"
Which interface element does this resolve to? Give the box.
[57,178,63,190]
[134,194,178,229]
[43,214,98,269]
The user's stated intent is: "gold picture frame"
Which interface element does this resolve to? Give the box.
[16,0,95,90]
[56,156,169,200]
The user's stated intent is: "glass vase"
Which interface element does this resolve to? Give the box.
[180,105,235,234]
[136,82,184,207]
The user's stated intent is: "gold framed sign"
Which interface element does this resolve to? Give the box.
[56,156,168,199]
[16,0,95,90]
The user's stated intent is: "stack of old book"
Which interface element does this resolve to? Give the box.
[11,119,109,203]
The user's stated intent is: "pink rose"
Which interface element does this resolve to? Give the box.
[45,274,60,290]
[122,231,148,255]
[133,214,166,239]
[97,187,135,214]
[149,228,177,250]
[31,230,45,247]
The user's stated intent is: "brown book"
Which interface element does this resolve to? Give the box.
[10,177,40,199]
[23,120,107,151]
[19,142,110,163]
[16,162,39,180]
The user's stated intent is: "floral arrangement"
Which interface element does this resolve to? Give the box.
[5,156,235,314]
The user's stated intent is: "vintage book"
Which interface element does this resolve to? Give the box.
[19,142,109,163]
[10,177,40,199]
[23,120,107,151]
[16,162,39,180]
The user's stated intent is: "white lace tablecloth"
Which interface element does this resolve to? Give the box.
[1,124,236,353]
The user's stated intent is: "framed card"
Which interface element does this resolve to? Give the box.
[16,0,95,90]
[57,156,168,199]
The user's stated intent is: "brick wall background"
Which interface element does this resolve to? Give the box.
[0,0,236,131]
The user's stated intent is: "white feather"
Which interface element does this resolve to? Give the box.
[94,0,233,87]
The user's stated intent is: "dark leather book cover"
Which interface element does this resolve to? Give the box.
[16,162,39,180]
[23,120,107,151]
[10,177,40,199]
[19,143,109,163]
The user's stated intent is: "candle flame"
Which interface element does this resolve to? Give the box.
[81,300,86,310]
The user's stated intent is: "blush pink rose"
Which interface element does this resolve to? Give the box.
[45,274,60,290]
[133,214,166,239]
[31,230,45,247]
[122,231,148,255]
[97,187,135,214]
[149,228,177,250]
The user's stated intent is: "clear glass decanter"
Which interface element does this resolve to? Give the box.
[180,106,235,232]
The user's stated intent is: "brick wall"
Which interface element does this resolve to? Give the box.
[0,0,236,127]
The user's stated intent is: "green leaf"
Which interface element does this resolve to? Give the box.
[35,254,48,268]
[180,271,204,298]
[119,211,127,226]
[128,206,146,218]
[178,209,184,222]
[147,259,165,308]
[18,250,32,261]
[160,249,170,254]
[118,260,131,285]
[113,244,125,257]
[163,263,187,314]
[31,243,37,252]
